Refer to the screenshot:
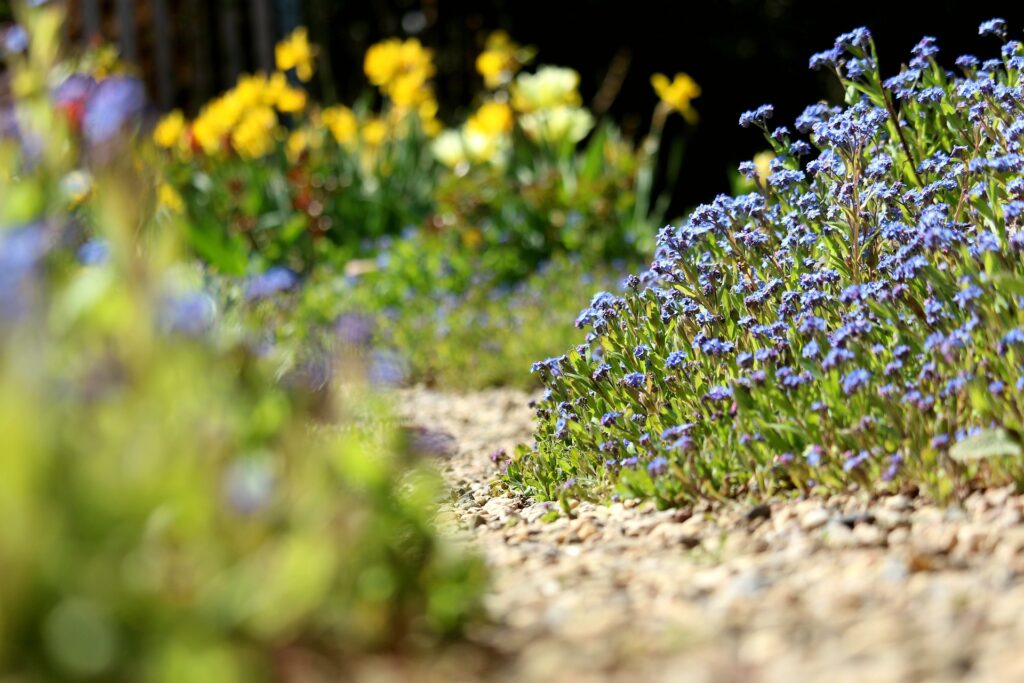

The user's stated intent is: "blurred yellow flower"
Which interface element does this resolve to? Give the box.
[231,106,277,158]
[519,105,593,145]
[266,72,307,113]
[275,27,317,82]
[153,110,185,149]
[431,129,468,169]
[361,118,389,147]
[158,183,184,213]
[286,129,308,163]
[475,31,527,89]
[418,98,441,136]
[322,105,358,147]
[364,38,435,109]
[754,150,774,186]
[511,66,581,113]
[467,100,513,136]
[651,72,701,123]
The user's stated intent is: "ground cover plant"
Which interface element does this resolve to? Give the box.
[507,19,1024,507]
[0,7,482,679]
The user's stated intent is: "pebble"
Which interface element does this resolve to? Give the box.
[397,386,1024,683]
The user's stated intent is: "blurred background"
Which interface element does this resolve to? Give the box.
[9,0,1023,215]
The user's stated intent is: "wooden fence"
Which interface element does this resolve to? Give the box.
[67,0,303,112]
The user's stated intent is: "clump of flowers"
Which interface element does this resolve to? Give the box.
[508,21,1024,505]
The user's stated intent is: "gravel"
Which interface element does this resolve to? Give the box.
[381,386,1024,683]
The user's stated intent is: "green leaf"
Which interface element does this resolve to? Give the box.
[950,428,1023,462]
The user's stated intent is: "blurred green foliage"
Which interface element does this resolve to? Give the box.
[0,5,483,679]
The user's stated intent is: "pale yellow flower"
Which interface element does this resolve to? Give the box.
[511,66,581,113]
[519,105,593,145]
[431,129,468,169]
[753,150,775,186]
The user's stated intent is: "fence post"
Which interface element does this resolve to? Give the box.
[252,0,275,73]
[152,0,174,109]
[116,0,136,61]
[82,0,101,43]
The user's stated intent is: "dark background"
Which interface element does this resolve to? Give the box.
[13,0,1024,216]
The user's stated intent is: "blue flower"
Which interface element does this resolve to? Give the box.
[978,18,1007,39]
[841,368,871,395]
[245,266,298,301]
[647,457,669,477]
[82,76,147,144]
[739,104,774,129]
[620,372,645,389]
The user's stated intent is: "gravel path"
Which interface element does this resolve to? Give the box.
[397,387,1024,683]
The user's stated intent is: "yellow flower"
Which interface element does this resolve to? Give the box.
[651,72,701,123]
[418,98,441,136]
[361,117,388,147]
[431,130,468,169]
[519,105,594,145]
[467,100,514,136]
[322,105,358,147]
[153,110,185,149]
[286,129,308,163]
[511,66,581,113]
[753,150,774,186]
[231,106,278,159]
[475,31,528,89]
[275,27,317,82]
[266,72,307,113]
[364,38,435,108]
[158,183,184,214]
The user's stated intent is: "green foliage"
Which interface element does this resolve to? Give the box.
[0,8,483,679]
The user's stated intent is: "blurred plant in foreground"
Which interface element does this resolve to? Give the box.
[0,6,483,679]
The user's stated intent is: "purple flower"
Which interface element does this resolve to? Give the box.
[82,76,147,144]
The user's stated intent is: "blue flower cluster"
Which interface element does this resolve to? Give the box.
[507,20,1024,505]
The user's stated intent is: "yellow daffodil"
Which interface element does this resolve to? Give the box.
[651,72,701,123]
[322,105,358,147]
[153,109,185,149]
[519,105,593,145]
[275,27,317,81]
[467,100,514,136]
[511,66,581,113]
